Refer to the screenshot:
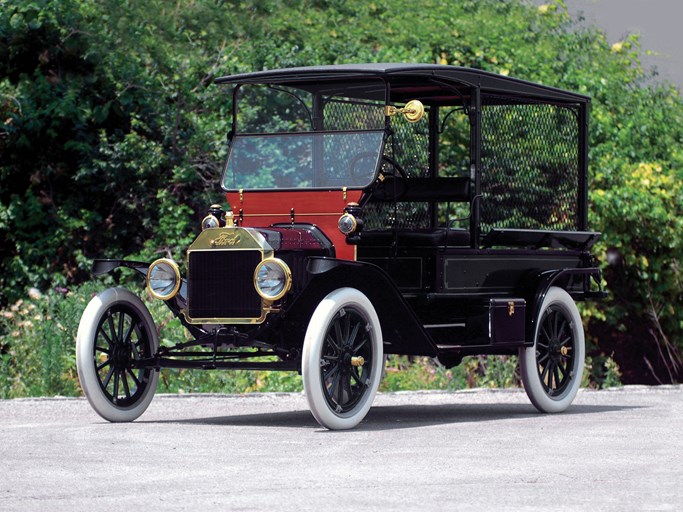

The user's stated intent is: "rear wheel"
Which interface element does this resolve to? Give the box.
[77,287,159,422]
[520,286,584,413]
[302,288,383,430]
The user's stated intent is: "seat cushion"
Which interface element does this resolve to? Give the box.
[358,228,470,248]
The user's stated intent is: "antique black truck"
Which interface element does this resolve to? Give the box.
[77,64,604,429]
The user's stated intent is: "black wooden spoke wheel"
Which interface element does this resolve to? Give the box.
[320,307,374,414]
[303,288,384,430]
[93,305,154,408]
[535,305,576,396]
[77,288,159,422]
[520,287,584,413]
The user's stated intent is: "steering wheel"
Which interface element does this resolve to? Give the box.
[379,155,408,179]
[348,153,408,183]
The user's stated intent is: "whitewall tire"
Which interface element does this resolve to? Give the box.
[77,287,159,422]
[302,288,384,430]
[520,286,585,413]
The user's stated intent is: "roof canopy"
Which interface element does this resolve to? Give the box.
[215,63,589,105]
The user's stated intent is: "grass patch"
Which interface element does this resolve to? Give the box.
[0,282,621,398]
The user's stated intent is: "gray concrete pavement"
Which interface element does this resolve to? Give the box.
[1,386,681,511]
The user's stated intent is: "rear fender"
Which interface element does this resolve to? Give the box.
[525,267,603,347]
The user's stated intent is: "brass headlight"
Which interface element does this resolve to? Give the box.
[253,258,292,302]
[338,212,358,235]
[147,259,181,300]
[201,214,220,230]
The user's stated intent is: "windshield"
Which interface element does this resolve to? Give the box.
[222,82,388,191]
[222,130,385,190]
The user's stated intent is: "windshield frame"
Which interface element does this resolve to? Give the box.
[221,128,387,192]
[229,81,391,135]
[222,79,396,192]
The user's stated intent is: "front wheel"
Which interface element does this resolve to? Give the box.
[76,287,159,422]
[302,288,384,430]
[520,286,585,413]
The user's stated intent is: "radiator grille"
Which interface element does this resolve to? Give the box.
[188,250,263,320]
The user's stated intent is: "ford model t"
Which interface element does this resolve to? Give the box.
[77,64,604,430]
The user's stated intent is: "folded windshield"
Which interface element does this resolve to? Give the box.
[222,130,385,190]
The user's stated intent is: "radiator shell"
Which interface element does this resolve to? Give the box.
[185,228,273,324]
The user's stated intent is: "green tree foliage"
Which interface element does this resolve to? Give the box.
[0,0,230,295]
[1,0,681,385]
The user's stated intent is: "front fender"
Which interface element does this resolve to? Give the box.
[285,257,438,357]
[90,258,203,336]
[92,259,149,277]
[92,257,188,302]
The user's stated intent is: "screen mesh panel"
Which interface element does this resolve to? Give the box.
[480,98,580,232]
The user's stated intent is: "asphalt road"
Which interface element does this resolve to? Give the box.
[1,386,681,511]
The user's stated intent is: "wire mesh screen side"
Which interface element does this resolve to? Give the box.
[364,106,431,230]
[322,98,385,131]
[479,101,580,232]
[385,114,431,179]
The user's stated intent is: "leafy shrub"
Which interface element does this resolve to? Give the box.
[588,162,683,383]
[3,282,587,398]
[381,356,468,392]
[0,279,304,398]
[0,285,89,398]
[1,0,680,387]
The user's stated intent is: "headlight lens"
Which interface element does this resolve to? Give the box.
[147,259,181,300]
[254,258,292,301]
[201,214,220,230]
[338,213,358,235]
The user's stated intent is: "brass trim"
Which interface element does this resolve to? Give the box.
[185,227,274,324]
[179,305,281,326]
[384,99,425,123]
[210,230,242,248]
[147,258,181,301]
[508,301,515,316]
[180,308,269,325]
[351,356,365,367]
[189,227,269,251]
[253,257,292,302]
[404,99,425,123]
[238,212,341,218]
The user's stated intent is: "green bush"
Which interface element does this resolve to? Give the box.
[1,0,680,390]
[0,280,305,398]
[3,281,586,398]
[0,285,90,398]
